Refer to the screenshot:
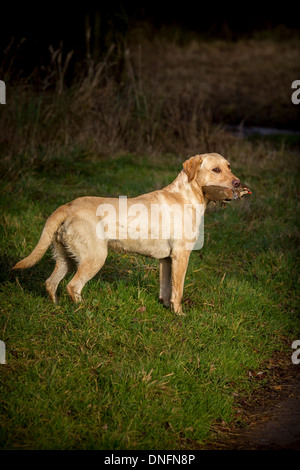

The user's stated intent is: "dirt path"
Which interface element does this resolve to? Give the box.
[222,369,300,450]
[197,353,300,450]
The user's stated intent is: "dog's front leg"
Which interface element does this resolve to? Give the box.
[170,250,191,315]
[159,257,172,307]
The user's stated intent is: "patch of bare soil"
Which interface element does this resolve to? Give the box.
[181,351,300,450]
[204,353,300,450]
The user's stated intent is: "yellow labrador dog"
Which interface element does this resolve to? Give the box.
[13,153,241,314]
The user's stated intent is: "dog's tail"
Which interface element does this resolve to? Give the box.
[12,204,70,270]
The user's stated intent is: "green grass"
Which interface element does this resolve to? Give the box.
[0,143,299,449]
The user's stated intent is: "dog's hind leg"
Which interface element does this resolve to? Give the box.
[66,247,107,302]
[56,216,108,303]
[45,242,73,303]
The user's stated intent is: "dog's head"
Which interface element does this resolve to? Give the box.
[183,153,240,190]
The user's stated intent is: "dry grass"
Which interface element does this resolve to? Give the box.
[1,34,299,181]
[131,37,300,126]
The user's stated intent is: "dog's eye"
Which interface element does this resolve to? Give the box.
[212,167,221,173]
[228,164,231,169]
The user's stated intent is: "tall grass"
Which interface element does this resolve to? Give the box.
[1,33,299,182]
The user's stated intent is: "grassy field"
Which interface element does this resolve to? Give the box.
[0,33,299,449]
[0,137,299,449]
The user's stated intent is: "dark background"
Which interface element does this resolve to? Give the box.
[1,2,299,76]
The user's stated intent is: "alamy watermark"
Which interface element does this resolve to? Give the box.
[291,80,300,105]
[291,340,300,365]
[95,197,205,251]
[0,80,6,104]
[0,340,6,364]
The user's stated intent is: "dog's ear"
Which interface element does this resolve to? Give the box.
[183,155,203,182]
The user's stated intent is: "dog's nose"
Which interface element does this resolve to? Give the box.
[232,178,241,188]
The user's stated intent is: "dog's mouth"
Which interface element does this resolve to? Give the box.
[203,185,251,203]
